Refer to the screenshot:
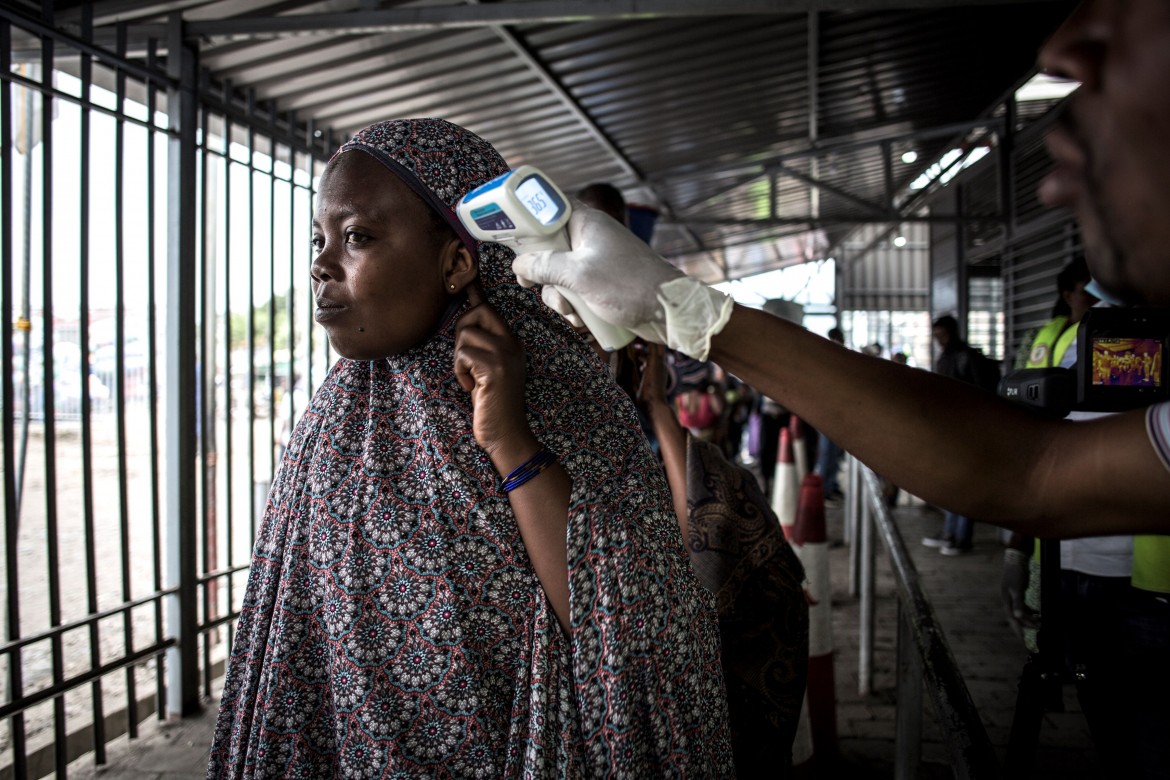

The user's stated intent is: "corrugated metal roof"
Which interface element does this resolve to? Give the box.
[32,0,1076,281]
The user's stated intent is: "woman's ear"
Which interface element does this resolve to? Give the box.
[442,239,478,294]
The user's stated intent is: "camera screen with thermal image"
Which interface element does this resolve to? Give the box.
[1090,338,1164,388]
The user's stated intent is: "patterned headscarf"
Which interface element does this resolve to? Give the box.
[209,119,733,778]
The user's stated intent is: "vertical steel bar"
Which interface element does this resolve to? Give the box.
[286,131,296,445]
[858,480,875,697]
[146,36,167,722]
[199,94,221,701]
[894,600,923,780]
[847,455,860,598]
[266,130,276,480]
[199,100,212,701]
[246,96,257,540]
[222,107,235,662]
[0,19,30,778]
[77,5,109,766]
[34,18,70,775]
[305,120,315,394]
[114,21,138,740]
[164,13,201,717]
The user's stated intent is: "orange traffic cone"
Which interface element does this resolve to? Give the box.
[770,427,800,540]
[794,472,838,766]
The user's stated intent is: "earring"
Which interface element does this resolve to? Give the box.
[449,283,456,291]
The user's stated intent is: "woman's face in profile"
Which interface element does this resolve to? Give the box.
[311,151,455,360]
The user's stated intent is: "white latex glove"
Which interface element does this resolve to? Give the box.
[512,205,734,361]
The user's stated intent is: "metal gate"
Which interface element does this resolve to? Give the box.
[0,7,337,776]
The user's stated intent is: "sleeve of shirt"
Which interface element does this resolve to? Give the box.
[1145,402,1170,473]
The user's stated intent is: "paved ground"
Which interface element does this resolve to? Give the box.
[826,500,1101,779]
[62,498,1104,779]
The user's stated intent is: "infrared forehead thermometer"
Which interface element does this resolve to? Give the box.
[457,165,635,352]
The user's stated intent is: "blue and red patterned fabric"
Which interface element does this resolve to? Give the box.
[207,118,733,778]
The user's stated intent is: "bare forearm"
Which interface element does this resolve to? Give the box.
[646,400,690,540]
[492,439,572,633]
[709,306,1056,523]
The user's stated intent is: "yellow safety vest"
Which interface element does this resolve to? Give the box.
[1133,536,1170,594]
[1025,316,1078,368]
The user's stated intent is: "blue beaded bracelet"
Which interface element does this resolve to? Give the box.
[498,447,558,493]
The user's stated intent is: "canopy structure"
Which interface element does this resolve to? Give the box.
[30,0,1073,281]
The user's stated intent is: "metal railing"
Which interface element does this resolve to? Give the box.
[844,455,1000,779]
[0,6,337,776]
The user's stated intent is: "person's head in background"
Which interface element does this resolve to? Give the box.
[932,315,962,351]
[577,183,628,226]
[1038,0,1170,306]
[892,352,909,365]
[1051,255,1099,323]
[827,327,845,346]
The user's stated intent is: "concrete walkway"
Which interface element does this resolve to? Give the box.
[828,501,1100,779]
[63,502,1103,779]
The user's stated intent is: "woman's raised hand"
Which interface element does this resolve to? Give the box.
[454,284,541,473]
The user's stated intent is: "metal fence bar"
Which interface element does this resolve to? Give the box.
[164,12,200,718]
[77,7,110,768]
[145,34,168,727]
[858,473,875,697]
[113,20,140,745]
[858,464,1000,779]
[1,6,342,772]
[222,108,236,666]
[246,101,258,547]
[847,454,860,597]
[1,590,177,655]
[894,601,923,780]
[199,97,214,704]
[0,18,32,780]
[0,640,173,722]
[36,25,72,774]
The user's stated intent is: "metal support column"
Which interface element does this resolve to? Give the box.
[165,13,201,718]
[858,486,875,696]
[847,455,860,597]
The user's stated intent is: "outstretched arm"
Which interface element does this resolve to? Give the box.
[709,305,1169,536]
[513,208,1170,537]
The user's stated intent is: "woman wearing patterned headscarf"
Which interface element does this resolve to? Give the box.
[207,118,733,778]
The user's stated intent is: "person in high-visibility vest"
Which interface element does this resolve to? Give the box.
[1004,257,1103,651]
[1016,256,1099,372]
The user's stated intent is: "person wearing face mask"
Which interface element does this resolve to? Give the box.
[512,3,1170,775]
[206,118,733,778]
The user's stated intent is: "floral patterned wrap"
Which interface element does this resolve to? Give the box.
[207,118,733,778]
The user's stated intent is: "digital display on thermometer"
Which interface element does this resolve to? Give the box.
[515,175,565,226]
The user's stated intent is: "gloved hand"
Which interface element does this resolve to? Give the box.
[512,204,734,361]
[1001,548,1040,639]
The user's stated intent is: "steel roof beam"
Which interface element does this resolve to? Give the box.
[655,117,1003,184]
[667,214,1003,228]
[180,0,1061,40]
[485,22,643,184]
